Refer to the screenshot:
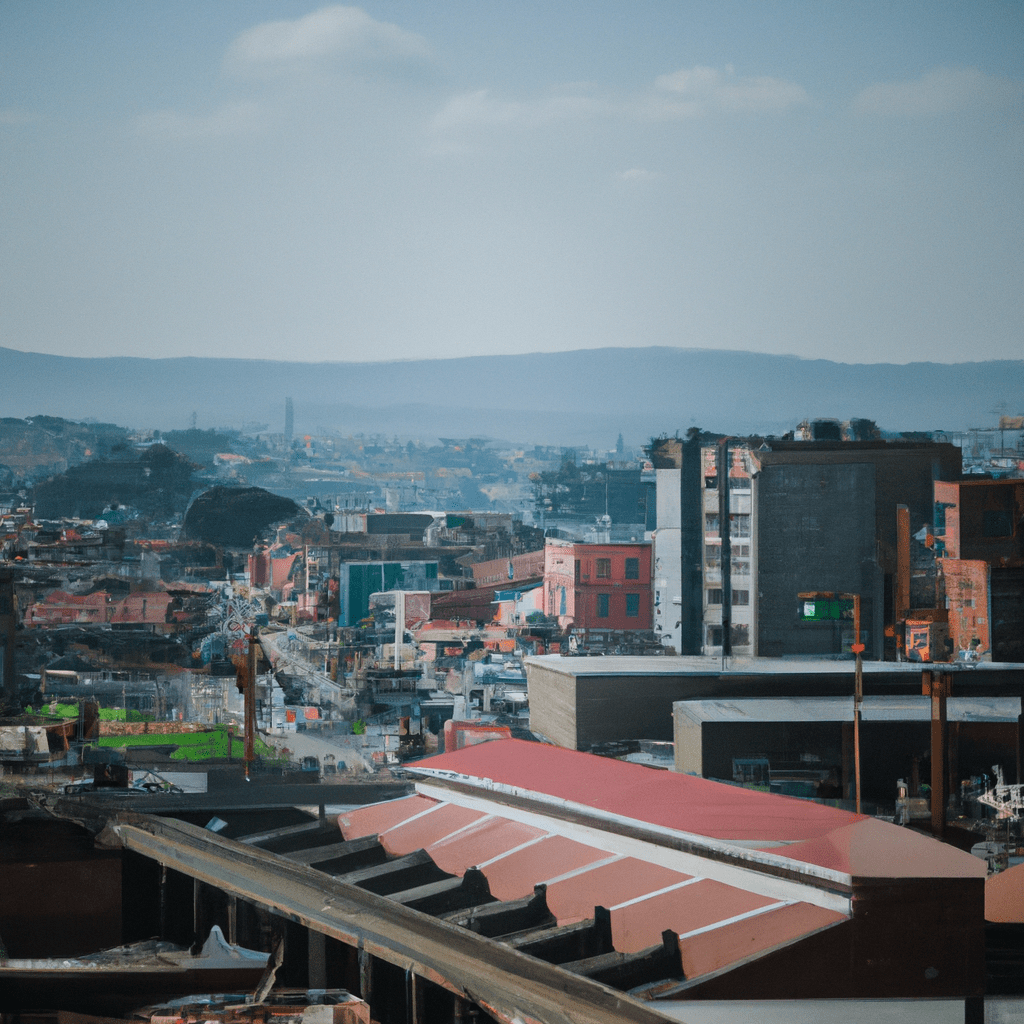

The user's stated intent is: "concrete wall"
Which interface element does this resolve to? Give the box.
[524,661,578,748]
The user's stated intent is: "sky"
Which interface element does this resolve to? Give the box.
[1,2,1021,366]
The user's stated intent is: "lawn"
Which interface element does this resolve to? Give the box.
[96,726,278,762]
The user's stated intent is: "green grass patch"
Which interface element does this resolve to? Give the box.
[96,726,278,762]
[45,703,152,722]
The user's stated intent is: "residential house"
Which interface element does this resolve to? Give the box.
[544,538,652,635]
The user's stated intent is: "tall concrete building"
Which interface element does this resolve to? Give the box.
[749,440,962,659]
[650,435,703,654]
[654,437,962,660]
[701,444,755,656]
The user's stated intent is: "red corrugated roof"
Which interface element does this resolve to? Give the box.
[410,739,987,879]
[413,739,863,843]
[677,901,845,979]
[335,790,848,974]
[768,817,985,879]
[336,739,985,985]
[378,802,485,856]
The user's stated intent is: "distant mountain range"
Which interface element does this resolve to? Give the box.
[2,346,1021,448]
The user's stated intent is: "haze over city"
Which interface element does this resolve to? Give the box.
[2,2,1021,367]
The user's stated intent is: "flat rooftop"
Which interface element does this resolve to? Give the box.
[676,694,1023,724]
[526,654,1024,680]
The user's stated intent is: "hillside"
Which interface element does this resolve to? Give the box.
[2,346,1021,447]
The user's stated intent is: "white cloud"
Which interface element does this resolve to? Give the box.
[430,88,604,133]
[224,4,432,77]
[852,66,1023,116]
[652,65,809,116]
[132,101,262,141]
[425,65,808,155]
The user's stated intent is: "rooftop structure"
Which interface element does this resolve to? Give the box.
[525,653,1024,752]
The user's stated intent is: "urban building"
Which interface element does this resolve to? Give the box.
[934,478,1024,662]
[750,439,961,659]
[700,445,755,656]
[524,652,1024,755]
[650,435,703,656]
[543,538,652,635]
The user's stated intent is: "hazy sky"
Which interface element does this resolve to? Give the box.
[2,2,1021,365]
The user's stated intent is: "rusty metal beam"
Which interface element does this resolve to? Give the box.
[111,814,674,1024]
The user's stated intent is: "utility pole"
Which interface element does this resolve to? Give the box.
[235,629,259,782]
[851,594,864,814]
[798,590,864,810]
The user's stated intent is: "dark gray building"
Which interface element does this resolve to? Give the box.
[749,440,962,659]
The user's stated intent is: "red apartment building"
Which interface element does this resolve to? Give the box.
[544,539,652,633]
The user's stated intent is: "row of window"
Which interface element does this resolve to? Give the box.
[594,592,642,618]
[705,550,751,575]
[706,589,750,606]
[579,556,642,580]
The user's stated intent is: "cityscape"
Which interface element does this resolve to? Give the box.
[1,400,1022,1023]
[2,2,1022,1022]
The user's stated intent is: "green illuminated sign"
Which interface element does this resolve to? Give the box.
[798,598,855,621]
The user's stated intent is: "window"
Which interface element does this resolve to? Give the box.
[705,545,721,567]
[704,513,719,536]
[731,623,750,646]
[706,588,723,605]
[625,557,640,580]
[732,543,749,556]
[596,558,611,578]
[732,560,750,576]
[733,590,750,606]
[597,593,609,618]
[626,593,640,617]
[731,513,751,538]
[575,559,580,582]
